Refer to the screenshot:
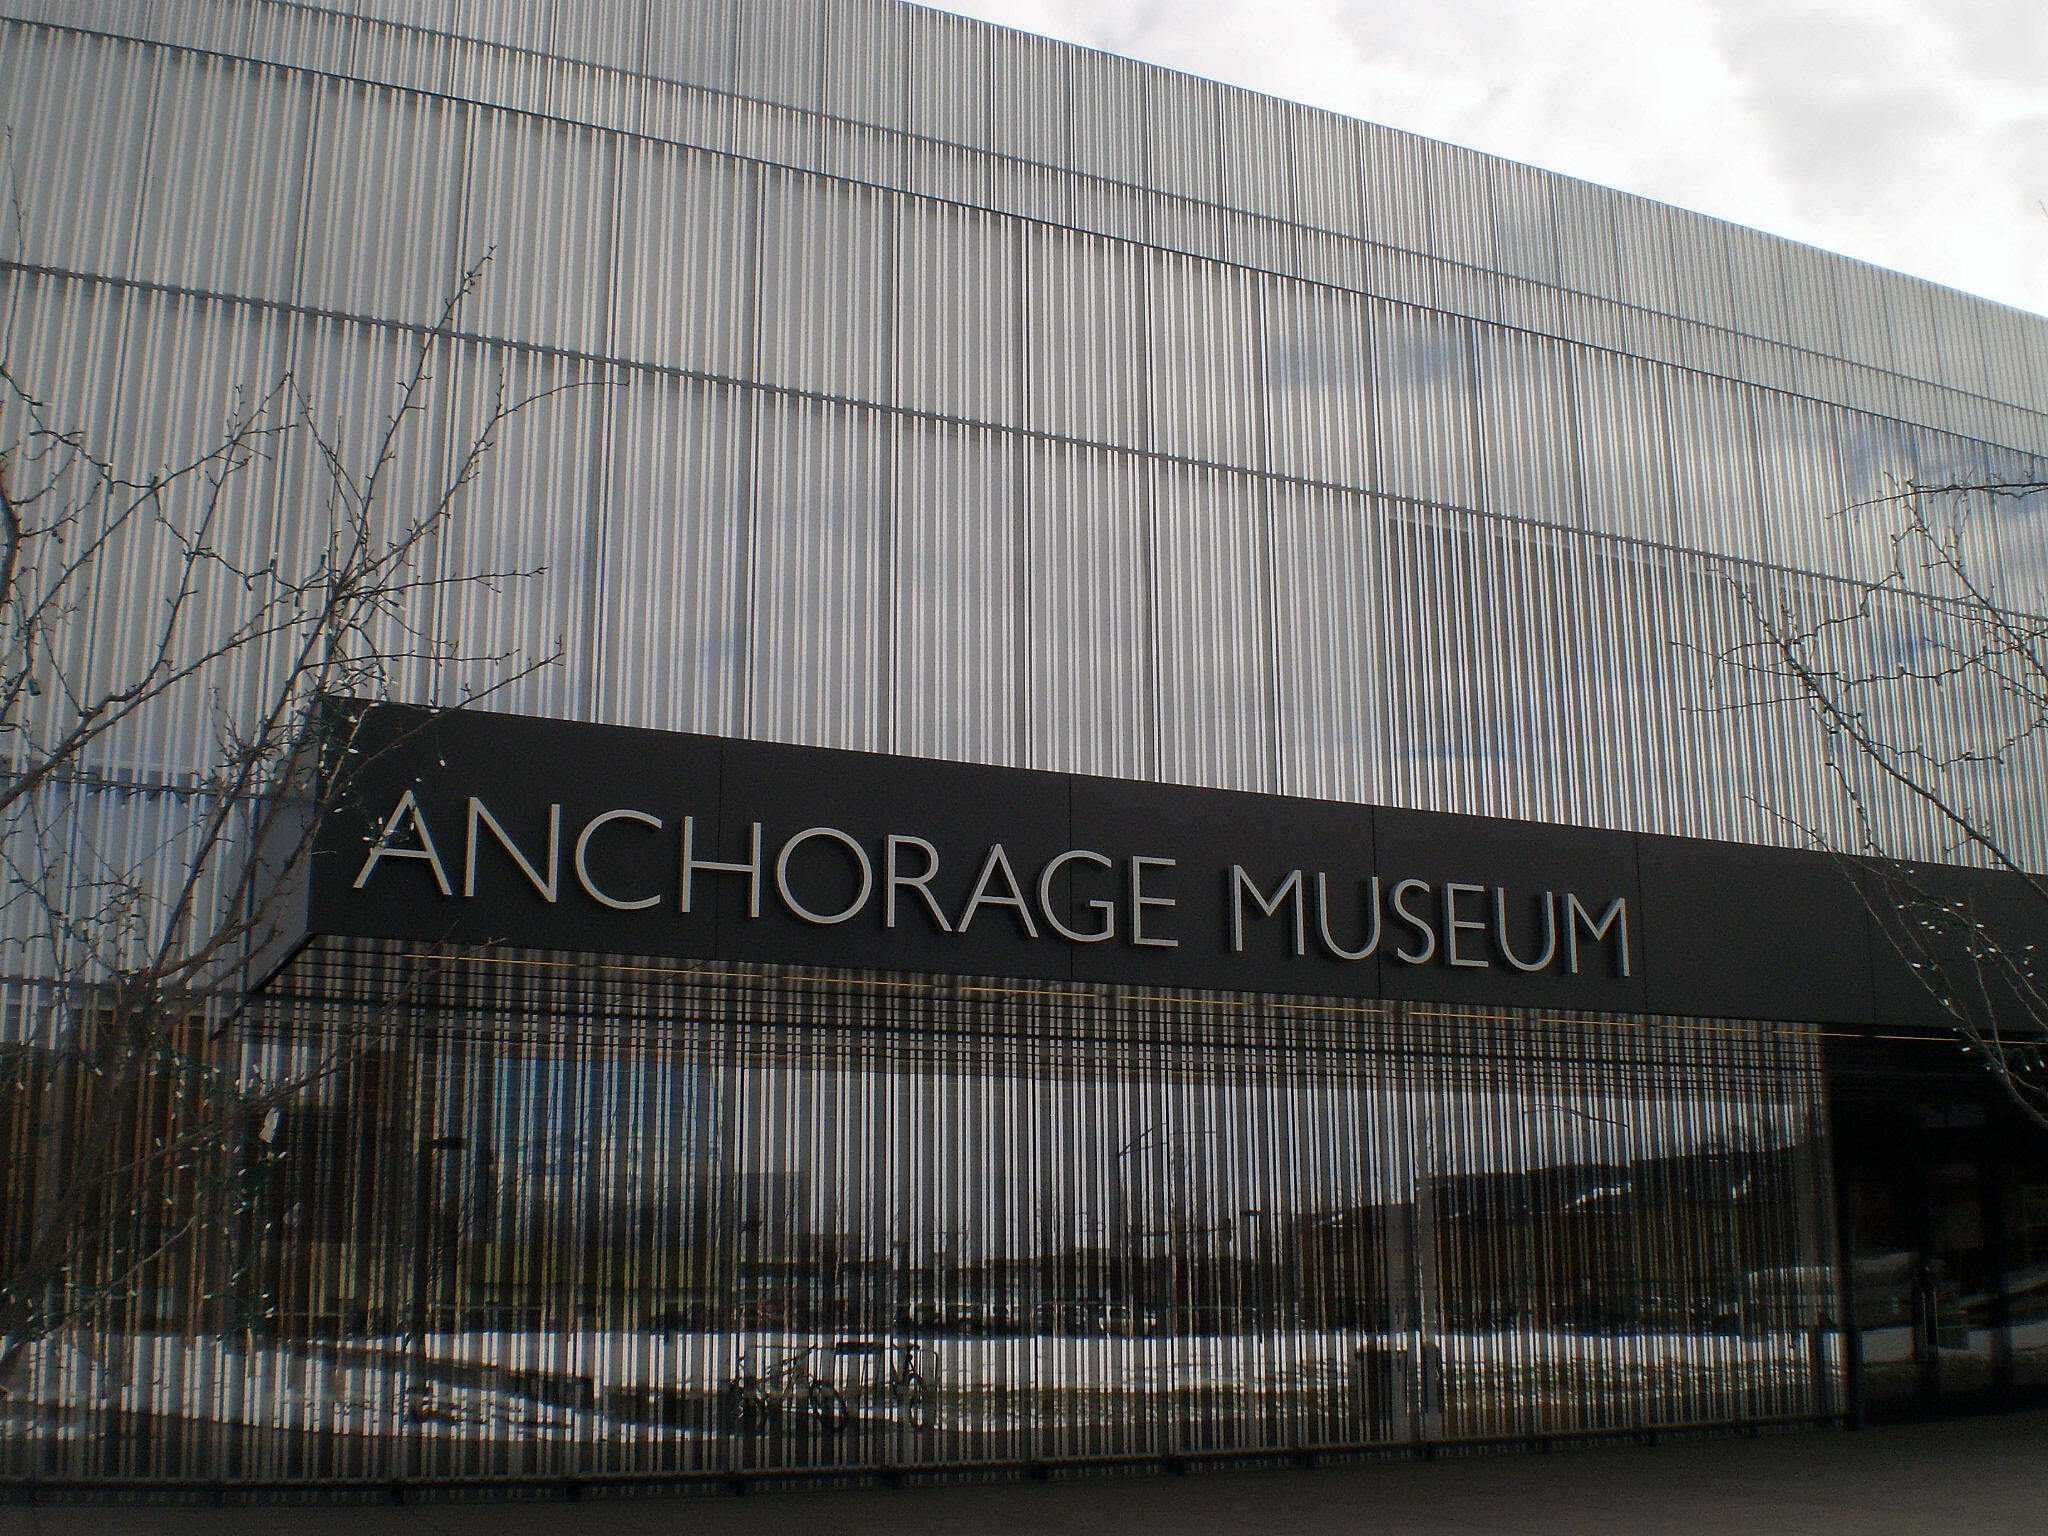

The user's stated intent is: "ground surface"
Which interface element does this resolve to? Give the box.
[4,1412,2046,1534]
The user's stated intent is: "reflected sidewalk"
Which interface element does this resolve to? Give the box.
[7,1412,2047,1536]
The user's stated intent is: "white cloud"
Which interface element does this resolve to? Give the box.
[926,0,2048,318]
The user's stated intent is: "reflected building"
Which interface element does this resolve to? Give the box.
[2,0,2046,1495]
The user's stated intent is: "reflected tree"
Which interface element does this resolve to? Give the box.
[0,251,569,1395]
[1715,474,2048,1130]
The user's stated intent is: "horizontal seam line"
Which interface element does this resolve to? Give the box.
[6,256,2033,613]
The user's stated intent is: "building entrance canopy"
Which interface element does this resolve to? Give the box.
[270,703,2039,1029]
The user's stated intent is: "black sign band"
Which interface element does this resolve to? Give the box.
[297,702,2036,1028]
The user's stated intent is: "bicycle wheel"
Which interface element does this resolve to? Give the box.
[807,1380,852,1432]
[719,1379,767,1434]
[896,1372,932,1430]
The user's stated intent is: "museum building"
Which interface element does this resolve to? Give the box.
[4,0,2048,1496]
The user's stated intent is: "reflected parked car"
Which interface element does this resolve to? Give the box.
[1040,1301,1161,1337]
[899,1299,1027,1335]
[643,1302,722,1333]
[1176,1304,1265,1336]
[1737,1263,1839,1330]
[728,1300,797,1331]
[1562,1286,1730,1335]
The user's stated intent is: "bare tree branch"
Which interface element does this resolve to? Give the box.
[1710,474,2048,1130]
[0,247,588,1388]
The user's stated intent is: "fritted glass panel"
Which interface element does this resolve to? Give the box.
[890,419,1023,765]
[1017,224,1151,446]
[752,170,896,403]
[1482,162,1559,288]
[22,286,302,782]
[1285,102,1364,236]
[129,49,312,301]
[891,200,1021,423]
[1151,465,1276,792]
[898,5,988,145]
[1062,42,1152,187]
[1019,440,1155,780]
[611,141,757,379]
[1368,512,1670,825]
[644,0,741,93]
[413,343,609,721]
[0,27,157,274]
[458,108,617,356]
[1143,71,1221,206]
[1144,253,1266,465]
[1268,482,1393,805]
[296,82,471,327]
[1263,279,1373,488]
[1367,303,1478,509]
[594,376,754,737]
[1663,371,1764,559]
[1472,327,1581,526]
[815,0,917,134]
[745,394,891,751]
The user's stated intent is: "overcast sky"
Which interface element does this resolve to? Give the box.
[929,0,2048,320]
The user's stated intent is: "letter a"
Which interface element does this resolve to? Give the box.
[353,789,453,895]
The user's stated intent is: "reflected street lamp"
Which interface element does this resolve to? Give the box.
[406,1134,469,1445]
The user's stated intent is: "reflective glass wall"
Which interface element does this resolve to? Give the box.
[1,965,1837,1483]
[0,0,2034,1488]
[4,2,2048,873]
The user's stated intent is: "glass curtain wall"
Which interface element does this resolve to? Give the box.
[1,963,1837,1486]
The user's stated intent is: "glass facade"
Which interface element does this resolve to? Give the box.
[2,962,1836,1482]
[1,0,2045,1492]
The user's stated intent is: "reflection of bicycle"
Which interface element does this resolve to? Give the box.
[828,1339,933,1429]
[720,1346,851,1434]
[404,1383,488,1425]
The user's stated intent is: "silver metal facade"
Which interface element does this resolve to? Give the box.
[0,0,2039,1491]
[5,0,2047,853]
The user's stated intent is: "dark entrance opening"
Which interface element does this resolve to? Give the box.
[1830,1033,2048,1421]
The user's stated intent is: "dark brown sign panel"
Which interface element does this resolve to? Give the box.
[295,702,2043,1026]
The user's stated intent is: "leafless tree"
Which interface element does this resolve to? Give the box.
[1716,476,2048,1130]
[0,252,567,1394]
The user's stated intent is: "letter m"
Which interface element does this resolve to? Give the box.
[1230,865,1305,956]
